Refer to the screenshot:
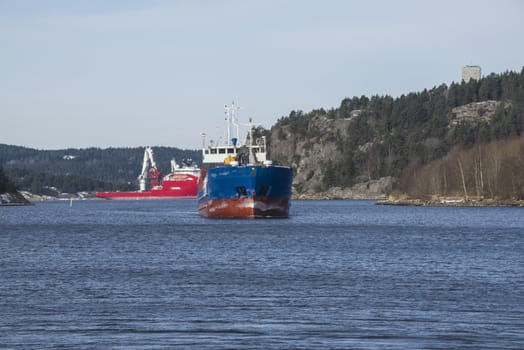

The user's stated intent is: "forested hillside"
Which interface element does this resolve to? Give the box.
[0,166,16,194]
[398,136,524,200]
[3,68,523,200]
[0,165,30,204]
[0,146,202,195]
[268,68,524,200]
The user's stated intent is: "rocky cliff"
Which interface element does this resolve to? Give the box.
[268,115,347,193]
[266,97,517,200]
[0,191,31,205]
[449,100,502,126]
[267,113,395,199]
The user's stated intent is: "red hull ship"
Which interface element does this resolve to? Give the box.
[96,147,200,200]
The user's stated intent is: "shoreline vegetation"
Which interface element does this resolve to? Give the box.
[3,191,523,207]
[295,194,524,206]
[376,197,524,207]
[1,166,32,205]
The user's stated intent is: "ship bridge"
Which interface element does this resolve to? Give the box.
[201,102,268,165]
[202,144,267,164]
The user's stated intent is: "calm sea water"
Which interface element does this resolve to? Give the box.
[1,200,523,349]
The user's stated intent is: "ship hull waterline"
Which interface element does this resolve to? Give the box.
[96,176,199,200]
[96,193,197,200]
[198,196,290,218]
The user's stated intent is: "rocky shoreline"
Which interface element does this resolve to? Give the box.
[293,177,394,200]
[292,178,524,207]
[4,187,522,207]
[376,198,524,207]
[0,192,32,206]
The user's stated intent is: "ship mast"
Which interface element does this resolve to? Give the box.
[224,102,240,146]
[248,117,256,164]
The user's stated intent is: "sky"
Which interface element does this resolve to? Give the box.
[1,0,523,150]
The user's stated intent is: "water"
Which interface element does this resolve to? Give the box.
[1,200,523,349]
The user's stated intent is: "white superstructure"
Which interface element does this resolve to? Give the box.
[201,102,267,164]
[167,159,201,179]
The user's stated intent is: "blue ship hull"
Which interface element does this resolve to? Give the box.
[198,165,293,218]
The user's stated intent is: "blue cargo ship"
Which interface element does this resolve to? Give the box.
[198,103,293,218]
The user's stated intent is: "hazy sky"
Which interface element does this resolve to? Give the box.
[1,0,523,150]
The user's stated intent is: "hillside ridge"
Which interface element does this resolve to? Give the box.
[266,68,524,200]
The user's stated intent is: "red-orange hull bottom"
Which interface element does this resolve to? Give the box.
[198,197,290,218]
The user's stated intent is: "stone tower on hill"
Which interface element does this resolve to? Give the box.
[462,65,481,83]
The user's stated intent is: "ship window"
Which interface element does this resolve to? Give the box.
[258,186,270,196]
[236,186,247,196]
[227,148,235,154]
[210,149,217,154]
[219,148,226,154]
